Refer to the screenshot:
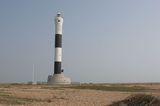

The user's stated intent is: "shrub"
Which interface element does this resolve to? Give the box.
[109,94,160,106]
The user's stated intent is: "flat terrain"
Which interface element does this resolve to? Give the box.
[0,83,160,106]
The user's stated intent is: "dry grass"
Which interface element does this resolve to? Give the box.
[0,83,160,106]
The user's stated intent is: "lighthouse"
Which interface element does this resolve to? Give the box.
[47,12,71,84]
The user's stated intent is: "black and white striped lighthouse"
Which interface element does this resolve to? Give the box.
[54,13,63,74]
[47,12,71,84]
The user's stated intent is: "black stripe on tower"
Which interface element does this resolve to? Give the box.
[55,34,62,47]
[54,62,61,74]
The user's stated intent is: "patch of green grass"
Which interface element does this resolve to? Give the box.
[0,84,11,88]
[41,86,64,90]
[0,96,31,105]
[0,95,46,105]
[0,90,45,105]
[0,90,10,96]
[65,85,147,92]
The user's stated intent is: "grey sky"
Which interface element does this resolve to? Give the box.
[0,0,160,83]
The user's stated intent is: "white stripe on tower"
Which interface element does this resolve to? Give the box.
[54,12,63,74]
[54,48,62,62]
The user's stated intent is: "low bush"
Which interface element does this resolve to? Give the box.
[109,94,160,106]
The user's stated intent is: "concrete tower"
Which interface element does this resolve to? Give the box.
[47,12,71,84]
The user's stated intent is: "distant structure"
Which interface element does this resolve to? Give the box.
[47,12,71,84]
[32,64,36,85]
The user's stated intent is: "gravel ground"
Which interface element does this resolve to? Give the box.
[0,84,160,106]
[13,89,130,106]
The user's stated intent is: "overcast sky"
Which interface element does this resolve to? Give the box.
[0,0,160,83]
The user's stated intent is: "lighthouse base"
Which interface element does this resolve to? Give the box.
[47,74,71,84]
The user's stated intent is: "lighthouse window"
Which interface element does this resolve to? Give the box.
[58,20,60,22]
